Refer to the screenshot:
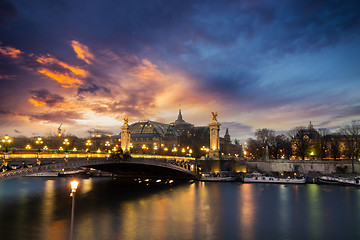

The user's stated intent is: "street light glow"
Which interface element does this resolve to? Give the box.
[71,180,79,192]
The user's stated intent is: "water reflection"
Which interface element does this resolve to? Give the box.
[1,179,360,240]
[306,184,322,239]
[278,185,290,237]
[41,180,56,239]
[238,184,255,240]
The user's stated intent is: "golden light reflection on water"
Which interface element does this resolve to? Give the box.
[238,184,255,240]
[79,179,93,195]
[77,179,109,240]
[41,180,56,239]
[3,178,360,240]
[120,183,198,240]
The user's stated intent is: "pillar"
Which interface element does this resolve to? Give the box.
[121,116,131,153]
[209,112,221,160]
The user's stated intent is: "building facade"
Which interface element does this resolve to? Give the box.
[115,110,242,159]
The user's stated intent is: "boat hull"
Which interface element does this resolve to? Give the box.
[200,177,236,182]
[318,176,340,185]
[26,172,59,177]
[244,176,306,184]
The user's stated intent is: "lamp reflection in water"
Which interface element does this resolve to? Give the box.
[70,180,79,240]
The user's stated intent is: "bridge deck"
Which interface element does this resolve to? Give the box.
[0,156,197,181]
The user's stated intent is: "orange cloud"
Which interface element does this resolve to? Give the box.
[71,40,94,64]
[28,98,75,108]
[37,68,83,88]
[28,98,47,107]
[0,46,22,58]
[27,89,76,108]
[129,58,168,82]
[36,55,88,78]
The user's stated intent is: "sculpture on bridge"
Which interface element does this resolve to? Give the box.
[211,112,218,123]
[123,116,129,126]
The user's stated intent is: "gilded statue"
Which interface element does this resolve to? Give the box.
[123,116,129,126]
[211,112,218,122]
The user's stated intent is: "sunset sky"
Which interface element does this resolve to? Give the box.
[1,0,359,142]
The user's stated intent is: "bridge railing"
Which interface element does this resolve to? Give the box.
[1,153,110,160]
[2,153,195,161]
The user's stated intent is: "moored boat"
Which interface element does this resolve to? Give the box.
[337,177,360,186]
[318,175,360,186]
[243,172,305,184]
[200,172,236,182]
[318,176,340,184]
[58,169,87,177]
[26,171,60,177]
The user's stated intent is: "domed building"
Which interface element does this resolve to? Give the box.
[128,120,179,154]
[116,109,241,158]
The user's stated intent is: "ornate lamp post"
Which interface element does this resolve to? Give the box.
[35,137,43,153]
[104,141,110,152]
[142,144,147,154]
[69,180,79,240]
[63,138,70,152]
[85,140,92,153]
[153,144,158,155]
[181,148,186,156]
[172,147,178,156]
[1,135,12,153]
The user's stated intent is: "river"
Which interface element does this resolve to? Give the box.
[0,177,359,240]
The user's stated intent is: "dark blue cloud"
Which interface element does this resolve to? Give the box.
[77,83,110,95]
[1,0,360,138]
[0,0,18,26]
[29,89,65,106]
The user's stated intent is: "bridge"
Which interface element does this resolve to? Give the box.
[0,153,198,181]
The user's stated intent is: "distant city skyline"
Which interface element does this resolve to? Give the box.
[1,0,359,142]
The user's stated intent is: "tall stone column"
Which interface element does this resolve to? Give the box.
[209,112,221,160]
[121,116,131,153]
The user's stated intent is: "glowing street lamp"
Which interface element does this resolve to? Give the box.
[104,141,110,151]
[1,135,12,152]
[142,144,147,154]
[69,180,79,240]
[25,144,31,150]
[35,137,43,153]
[172,147,178,156]
[85,140,92,152]
[63,138,70,151]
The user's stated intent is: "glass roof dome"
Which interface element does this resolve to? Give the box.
[130,121,179,137]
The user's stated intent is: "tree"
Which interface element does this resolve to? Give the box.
[246,138,262,159]
[338,120,360,173]
[316,128,330,160]
[255,128,275,146]
[329,133,341,161]
[255,128,275,159]
[271,134,291,159]
[289,127,311,160]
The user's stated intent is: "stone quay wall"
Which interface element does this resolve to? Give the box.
[245,159,360,174]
